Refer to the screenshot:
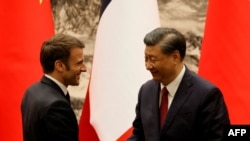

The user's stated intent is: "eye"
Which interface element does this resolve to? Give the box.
[150,57,158,62]
[150,57,156,61]
[76,60,84,66]
[145,56,158,63]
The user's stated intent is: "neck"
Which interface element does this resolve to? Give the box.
[46,72,67,87]
[162,63,184,86]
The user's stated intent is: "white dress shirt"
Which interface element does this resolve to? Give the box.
[160,66,186,109]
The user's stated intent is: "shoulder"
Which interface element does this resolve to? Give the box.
[23,81,68,108]
[185,68,218,90]
[184,69,224,100]
[140,79,159,90]
[143,79,159,87]
[137,80,160,99]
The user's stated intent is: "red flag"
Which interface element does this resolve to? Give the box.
[79,0,160,140]
[0,1,54,140]
[198,0,250,124]
[79,86,99,141]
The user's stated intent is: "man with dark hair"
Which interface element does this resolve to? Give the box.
[21,34,87,141]
[128,27,230,141]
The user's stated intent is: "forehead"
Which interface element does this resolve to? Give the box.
[69,47,84,60]
[145,45,163,56]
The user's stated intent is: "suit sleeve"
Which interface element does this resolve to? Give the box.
[43,101,78,141]
[199,87,230,141]
[127,86,145,141]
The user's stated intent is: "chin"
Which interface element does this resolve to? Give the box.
[151,74,159,80]
[71,82,79,86]
[152,77,161,82]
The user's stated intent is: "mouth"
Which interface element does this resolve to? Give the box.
[150,70,158,75]
[76,75,81,80]
[150,70,161,79]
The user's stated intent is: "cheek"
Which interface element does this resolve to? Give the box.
[157,61,172,73]
[154,61,166,70]
[74,66,82,73]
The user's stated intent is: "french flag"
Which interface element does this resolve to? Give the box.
[79,0,160,140]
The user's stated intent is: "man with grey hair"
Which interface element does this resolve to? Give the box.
[128,27,230,141]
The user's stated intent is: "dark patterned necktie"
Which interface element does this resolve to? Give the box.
[66,92,71,104]
[160,87,168,128]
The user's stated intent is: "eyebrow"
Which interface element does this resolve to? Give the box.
[76,59,84,64]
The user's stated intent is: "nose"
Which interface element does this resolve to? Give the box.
[145,62,153,70]
[81,63,87,72]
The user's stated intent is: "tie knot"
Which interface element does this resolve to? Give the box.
[66,92,70,103]
[162,87,168,95]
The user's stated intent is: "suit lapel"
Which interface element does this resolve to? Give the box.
[161,69,194,132]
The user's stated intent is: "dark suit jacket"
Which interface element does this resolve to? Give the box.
[21,76,79,141]
[128,68,230,141]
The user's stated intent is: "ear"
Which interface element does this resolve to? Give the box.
[172,50,181,62]
[54,60,65,72]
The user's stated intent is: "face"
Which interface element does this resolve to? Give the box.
[62,47,87,86]
[145,45,177,85]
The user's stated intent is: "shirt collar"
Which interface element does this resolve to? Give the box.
[44,74,68,96]
[161,65,186,97]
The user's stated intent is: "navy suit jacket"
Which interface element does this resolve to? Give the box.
[21,76,79,141]
[128,68,230,141]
